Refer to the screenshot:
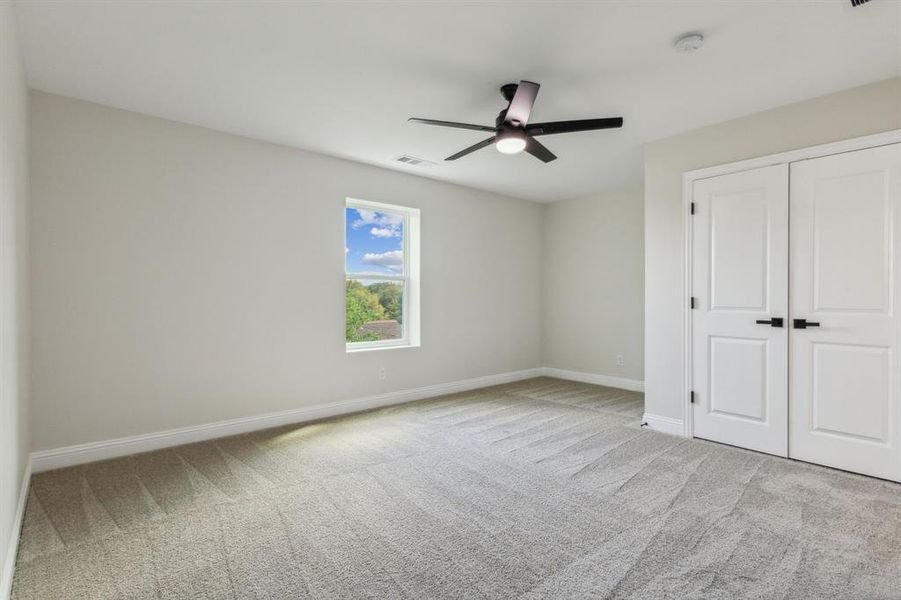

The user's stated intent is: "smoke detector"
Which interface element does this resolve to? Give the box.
[673,33,704,53]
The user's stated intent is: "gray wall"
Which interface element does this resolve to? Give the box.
[29,91,543,451]
[644,76,901,421]
[0,2,31,592]
[542,188,644,381]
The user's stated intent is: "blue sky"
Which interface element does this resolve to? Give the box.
[345,207,404,275]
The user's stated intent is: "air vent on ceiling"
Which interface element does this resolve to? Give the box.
[850,0,871,6]
[394,155,436,168]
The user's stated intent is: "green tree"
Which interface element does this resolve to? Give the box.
[345,280,385,342]
[367,282,403,322]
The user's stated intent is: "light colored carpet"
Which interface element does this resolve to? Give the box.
[11,377,901,599]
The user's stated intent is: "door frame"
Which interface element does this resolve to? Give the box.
[681,128,901,440]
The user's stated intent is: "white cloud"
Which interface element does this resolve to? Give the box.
[362,250,404,270]
[370,227,396,238]
[352,209,403,238]
[354,209,403,227]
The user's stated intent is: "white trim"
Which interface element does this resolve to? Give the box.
[1,458,31,600]
[345,197,415,214]
[344,341,417,353]
[641,413,685,436]
[681,129,901,441]
[682,163,695,439]
[684,129,901,181]
[541,367,645,392]
[30,368,543,472]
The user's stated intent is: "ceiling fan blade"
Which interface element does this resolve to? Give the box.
[525,137,557,163]
[445,136,496,161]
[504,80,540,126]
[409,118,496,132]
[526,117,623,136]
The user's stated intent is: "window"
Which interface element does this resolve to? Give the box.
[345,198,420,351]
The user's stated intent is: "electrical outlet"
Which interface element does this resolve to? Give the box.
[378,367,387,380]
[616,354,624,367]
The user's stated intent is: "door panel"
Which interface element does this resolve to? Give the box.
[812,169,890,312]
[710,191,769,310]
[692,164,789,456]
[811,343,890,443]
[790,143,901,482]
[709,336,768,421]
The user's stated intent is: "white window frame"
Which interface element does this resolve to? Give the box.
[345,198,420,352]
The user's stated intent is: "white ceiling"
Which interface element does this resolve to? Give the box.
[14,0,901,203]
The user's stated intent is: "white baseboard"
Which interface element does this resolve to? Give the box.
[1,458,31,600]
[30,366,650,473]
[641,412,686,436]
[30,368,544,472]
[541,367,645,392]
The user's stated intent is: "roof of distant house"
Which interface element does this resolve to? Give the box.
[357,320,400,339]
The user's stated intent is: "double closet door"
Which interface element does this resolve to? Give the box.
[691,142,901,482]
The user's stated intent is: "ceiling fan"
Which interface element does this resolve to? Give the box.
[409,81,623,163]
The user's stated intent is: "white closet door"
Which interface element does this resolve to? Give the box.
[790,143,901,482]
[692,164,789,456]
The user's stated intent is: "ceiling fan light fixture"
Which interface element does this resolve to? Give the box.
[495,130,527,154]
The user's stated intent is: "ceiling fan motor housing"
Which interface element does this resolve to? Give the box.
[500,83,519,102]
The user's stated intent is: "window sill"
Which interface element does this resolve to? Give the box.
[346,341,420,354]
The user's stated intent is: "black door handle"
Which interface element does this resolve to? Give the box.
[793,319,820,329]
[755,317,784,328]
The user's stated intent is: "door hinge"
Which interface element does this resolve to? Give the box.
[690,391,695,404]
[690,202,696,215]
[690,296,697,309]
